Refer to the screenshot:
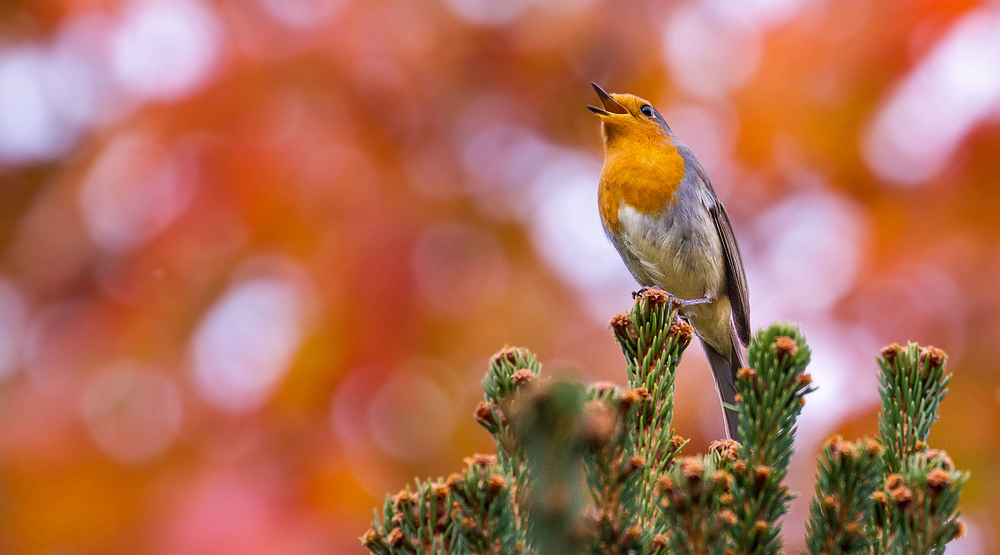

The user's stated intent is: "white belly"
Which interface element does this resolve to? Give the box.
[613,203,733,355]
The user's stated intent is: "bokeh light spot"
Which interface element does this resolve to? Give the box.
[863,8,1000,185]
[367,370,457,461]
[81,362,183,463]
[662,5,762,98]
[527,151,635,320]
[442,0,531,26]
[80,133,198,254]
[257,0,347,29]
[191,259,315,413]
[0,49,74,163]
[111,0,223,101]
[752,190,868,316]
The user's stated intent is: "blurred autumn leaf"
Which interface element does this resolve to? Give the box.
[0,0,997,553]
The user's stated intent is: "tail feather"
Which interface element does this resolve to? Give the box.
[703,338,745,441]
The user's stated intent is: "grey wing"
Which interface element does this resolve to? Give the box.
[692,160,750,346]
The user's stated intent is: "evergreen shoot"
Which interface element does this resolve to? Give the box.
[362,290,967,554]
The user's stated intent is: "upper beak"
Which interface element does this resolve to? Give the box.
[587,82,628,116]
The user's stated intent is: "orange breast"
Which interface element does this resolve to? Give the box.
[599,141,686,234]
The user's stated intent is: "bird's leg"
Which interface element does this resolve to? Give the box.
[631,287,712,307]
[674,295,713,307]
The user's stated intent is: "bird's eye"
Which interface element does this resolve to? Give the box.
[640,105,654,117]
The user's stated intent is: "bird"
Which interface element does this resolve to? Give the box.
[587,82,750,440]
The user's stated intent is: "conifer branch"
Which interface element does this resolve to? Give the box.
[609,289,692,530]
[875,343,950,474]
[803,436,883,554]
[730,324,815,555]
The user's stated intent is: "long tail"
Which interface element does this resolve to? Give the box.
[703,336,745,441]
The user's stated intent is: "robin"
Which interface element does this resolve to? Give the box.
[588,83,750,440]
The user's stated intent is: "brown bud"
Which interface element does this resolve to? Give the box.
[634,387,651,400]
[755,465,771,490]
[872,491,888,504]
[620,389,640,410]
[487,474,507,494]
[772,336,798,357]
[754,520,768,534]
[844,522,860,539]
[511,368,536,386]
[955,520,967,539]
[796,373,813,386]
[490,345,524,366]
[712,469,733,489]
[445,473,464,492]
[392,489,413,509]
[621,455,646,480]
[822,495,837,511]
[639,288,669,305]
[927,468,952,491]
[622,525,643,545]
[885,474,903,491]
[737,367,757,380]
[733,460,747,473]
[669,319,694,343]
[391,512,404,527]
[681,457,704,482]
[609,312,636,340]
[719,509,737,526]
[863,438,882,455]
[387,527,405,547]
[720,493,734,505]
[652,534,668,548]
[881,343,900,362]
[464,453,497,468]
[361,529,381,547]
[709,439,740,461]
[734,393,742,403]
[432,482,449,499]
[889,486,914,508]
[919,346,947,367]
[914,440,926,451]
[919,449,955,470]
[475,401,497,427]
[656,475,675,494]
[670,434,687,450]
[582,400,616,447]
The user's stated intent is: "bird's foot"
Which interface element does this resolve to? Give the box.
[631,287,712,308]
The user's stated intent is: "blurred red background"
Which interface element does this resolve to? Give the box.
[0,0,998,553]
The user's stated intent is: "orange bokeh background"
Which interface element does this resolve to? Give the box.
[0,0,998,553]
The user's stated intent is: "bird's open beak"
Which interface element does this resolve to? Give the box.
[587,82,628,116]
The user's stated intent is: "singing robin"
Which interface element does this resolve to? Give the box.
[588,83,749,440]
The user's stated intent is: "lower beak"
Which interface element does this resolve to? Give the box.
[587,105,610,116]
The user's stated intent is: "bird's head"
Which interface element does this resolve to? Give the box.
[587,83,672,147]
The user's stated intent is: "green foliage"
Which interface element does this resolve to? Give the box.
[362,291,967,555]
[803,437,883,554]
[875,343,951,473]
[609,289,693,528]
[730,324,814,555]
[654,454,737,555]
